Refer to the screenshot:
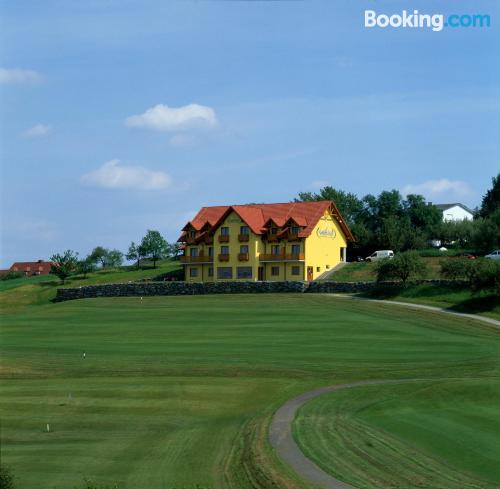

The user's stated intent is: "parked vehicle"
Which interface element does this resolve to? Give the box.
[365,250,394,262]
[456,253,477,260]
[485,250,500,260]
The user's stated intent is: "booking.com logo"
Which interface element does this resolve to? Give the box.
[365,10,491,32]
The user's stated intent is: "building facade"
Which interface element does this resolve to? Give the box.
[435,203,474,222]
[178,201,354,282]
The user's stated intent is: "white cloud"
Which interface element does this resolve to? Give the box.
[125,103,217,132]
[402,179,473,199]
[0,68,42,84]
[22,124,52,138]
[81,159,172,190]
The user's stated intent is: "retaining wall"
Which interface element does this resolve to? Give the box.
[54,279,461,302]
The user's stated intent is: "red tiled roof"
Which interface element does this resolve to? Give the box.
[10,261,53,274]
[178,201,354,242]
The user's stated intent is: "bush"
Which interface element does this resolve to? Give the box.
[0,271,23,281]
[374,251,427,285]
[440,259,474,281]
[469,259,500,295]
[0,466,15,489]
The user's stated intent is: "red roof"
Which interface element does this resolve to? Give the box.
[179,201,354,242]
[10,261,53,275]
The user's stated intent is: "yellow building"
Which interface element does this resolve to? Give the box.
[178,200,354,282]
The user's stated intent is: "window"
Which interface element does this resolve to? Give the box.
[208,247,213,257]
[237,267,252,279]
[271,266,280,276]
[217,267,232,279]
[220,227,229,236]
[291,265,300,275]
[189,267,199,277]
[189,247,198,257]
[220,246,229,255]
[240,226,250,235]
[189,230,196,238]
[291,244,300,255]
[240,245,249,254]
[316,267,320,272]
[271,245,281,255]
[291,226,300,235]
[208,267,214,277]
[271,227,278,235]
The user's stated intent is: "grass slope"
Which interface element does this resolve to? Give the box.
[294,379,500,489]
[1,295,499,489]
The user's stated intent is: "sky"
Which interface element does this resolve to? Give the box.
[0,0,498,266]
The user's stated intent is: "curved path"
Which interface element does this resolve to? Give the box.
[269,296,499,488]
[269,379,421,489]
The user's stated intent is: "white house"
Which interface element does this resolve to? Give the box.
[435,203,474,222]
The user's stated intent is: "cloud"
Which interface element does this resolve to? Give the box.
[81,160,172,190]
[401,179,473,200]
[125,103,217,132]
[0,68,42,84]
[22,124,52,138]
[310,180,330,190]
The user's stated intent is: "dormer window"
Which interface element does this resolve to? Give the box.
[271,227,278,235]
[189,230,196,239]
[291,226,300,235]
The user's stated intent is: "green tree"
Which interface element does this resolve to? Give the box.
[374,251,427,285]
[77,256,95,279]
[471,209,500,253]
[50,250,79,284]
[126,242,144,269]
[479,173,500,218]
[141,230,168,268]
[106,249,123,268]
[89,246,108,268]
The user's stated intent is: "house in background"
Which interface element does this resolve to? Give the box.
[9,260,53,276]
[435,203,474,222]
[178,200,354,282]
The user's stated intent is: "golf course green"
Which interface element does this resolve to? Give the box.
[1,293,499,489]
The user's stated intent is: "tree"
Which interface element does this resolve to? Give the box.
[166,242,183,259]
[141,230,168,268]
[471,209,500,253]
[479,173,500,218]
[77,256,95,279]
[106,249,123,268]
[50,250,79,284]
[0,465,15,489]
[126,242,144,269]
[374,251,427,285]
[89,246,108,268]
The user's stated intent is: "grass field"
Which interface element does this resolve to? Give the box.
[1,294,499,489]
[294,379,500,489]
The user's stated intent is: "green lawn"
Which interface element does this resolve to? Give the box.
[294,379,500,489]
[1,294,499,489]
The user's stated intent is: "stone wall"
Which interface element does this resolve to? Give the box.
[54,279,461,302]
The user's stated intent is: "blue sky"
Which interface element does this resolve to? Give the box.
[1,0,498,266]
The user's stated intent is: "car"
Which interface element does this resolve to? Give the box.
[456,253,477,260]
[485,250,500,260]
[365,250,394,262]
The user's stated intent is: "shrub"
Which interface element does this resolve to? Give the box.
[469,259,500,295]
[440,259,474,281]
[374,251,427,285]
[0,465,15,489]
[0,271,23,281]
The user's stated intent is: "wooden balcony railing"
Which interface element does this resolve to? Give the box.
[218,235,230,243]
[238,234,249,242]
[259,253,305,262]
[185,236,197,245]
[218,254,230,262]
[265,235,279,242]
[238,253,249,261]
[180,255,214,264]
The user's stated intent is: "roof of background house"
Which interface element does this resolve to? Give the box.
[179,200,354,241]
[10,261,53,273]
[435,203,474,214]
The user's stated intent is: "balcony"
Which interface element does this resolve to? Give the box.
[203,236,214,245]
[265,234,279,242]
[185,236,197,245]
[218,254,230,262]
[238,234,249,242]
[180,255,214,264]
[218,235,230,243]
[259,253,305,262]
[238,253,249,261]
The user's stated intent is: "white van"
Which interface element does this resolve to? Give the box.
[365,250,394,262]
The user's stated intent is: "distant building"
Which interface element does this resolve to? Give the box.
[9,260,53,276]
[178,200,354,282]
[435,203,474,222]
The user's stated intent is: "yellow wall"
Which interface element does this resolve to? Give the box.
[304,210,347,280]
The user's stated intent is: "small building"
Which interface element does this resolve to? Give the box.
[10,260,53,276]
[178,200,354,282]
[435,203,474,222]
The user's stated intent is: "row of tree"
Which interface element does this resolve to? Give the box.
[50,230,180,283]
[297,173,499,255]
